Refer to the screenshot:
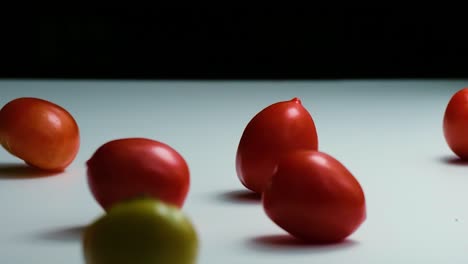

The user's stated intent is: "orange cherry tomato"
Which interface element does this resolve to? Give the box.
[443,88,468,159]
[263,150,366,243]
[236,98,318,193]
[86,138,190,210]
[0,97,80,171]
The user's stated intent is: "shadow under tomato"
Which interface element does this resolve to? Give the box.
[0,163,61,179]
[35,225,85,243]
[439,156,468,166]
[216,190,261,204]
[248,234,358,252]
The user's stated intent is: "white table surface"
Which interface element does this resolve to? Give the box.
[0,79,468,264]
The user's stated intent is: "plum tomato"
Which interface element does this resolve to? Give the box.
[86,138,190,210]
[236,98,318,193]
[262,150,366,243]
[443,88,468,159]
[0,97,80,171]
[83,198,198,264]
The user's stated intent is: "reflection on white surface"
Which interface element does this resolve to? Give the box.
[0,80,467,263]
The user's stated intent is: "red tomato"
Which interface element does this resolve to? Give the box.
[443,88,468,159]
[0,97,80,171]
[87,138,190,210]
[236,98,318,193]
[263,150,366,243]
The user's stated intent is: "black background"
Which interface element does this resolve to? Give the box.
[1,8,467,79]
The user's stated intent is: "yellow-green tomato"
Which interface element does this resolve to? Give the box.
[83,198,198,264]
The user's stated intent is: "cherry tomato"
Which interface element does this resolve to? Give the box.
[83,198,198,264]
[443,88,468,159]
[263,150,366,243]
[0,97,80,171]
[236,98,318,193]
[87,138,190,210]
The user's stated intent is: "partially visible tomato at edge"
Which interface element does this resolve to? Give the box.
[0,97,80,171]
[87,138,190,211]
[443,88,468,159]
[83,198,198,264]
[236,98,318,194]
[263,150,366,243]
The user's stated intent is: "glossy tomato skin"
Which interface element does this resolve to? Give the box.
[87,138,190,210]
[83,198,198,264]
[236,98,318,194]
[0,97,80,171]
[443,88,468,159]
[263,150,366,243]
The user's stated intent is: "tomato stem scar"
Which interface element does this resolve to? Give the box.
[291,97,301,104]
